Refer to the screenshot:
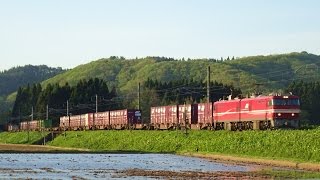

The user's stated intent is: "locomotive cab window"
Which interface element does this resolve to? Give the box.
[271,99,300,106]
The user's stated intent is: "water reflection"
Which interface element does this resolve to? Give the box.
[0,153,250,179]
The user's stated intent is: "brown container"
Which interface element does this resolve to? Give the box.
[20,121,28,130]
[178,104,198,124]
[7,124,19,131]
[110,109,141,126]
[29,120,39,130]
[69,114,86,129]
[151,105,178,124]
[20,120,40,130]
[60,116,69,128]
[94,111,110,127]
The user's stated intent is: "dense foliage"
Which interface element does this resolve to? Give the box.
[287,81,320,124]
[11,78,117,126]
[0,65,64,124]
[144,78,241,104]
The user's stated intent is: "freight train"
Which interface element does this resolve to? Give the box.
[7,94,300,131]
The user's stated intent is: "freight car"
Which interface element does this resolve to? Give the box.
[17,120,52,131]
[60,109,142,130]
[8,94,300,132]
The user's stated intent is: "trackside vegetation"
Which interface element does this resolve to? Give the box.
[48,129,320,163]
[0,131,47,144]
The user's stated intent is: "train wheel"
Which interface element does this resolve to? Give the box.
[249,122,253,130]
[231,123,236,131]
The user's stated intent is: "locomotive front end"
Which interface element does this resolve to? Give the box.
[269,95,300,128]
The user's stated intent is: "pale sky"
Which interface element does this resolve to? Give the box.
[1,0,320,70]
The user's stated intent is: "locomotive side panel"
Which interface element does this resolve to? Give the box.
[240,97,269,121]
[214,100,240,122]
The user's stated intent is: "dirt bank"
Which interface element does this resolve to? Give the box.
[0,143,90,153]
[116,169,272,179]
[183,153,320,172]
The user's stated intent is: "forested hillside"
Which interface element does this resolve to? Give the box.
[0,65,65,125]
[0,65,64,96]
[42,52,320,96]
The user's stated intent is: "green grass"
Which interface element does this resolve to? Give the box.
[0,131,47,144]
[258,169,320,179]
[49,129,320,163]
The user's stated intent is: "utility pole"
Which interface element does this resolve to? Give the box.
[95,94,98,113]
[207,66,214,130]
[67,100,69,117]
[184,103,188,135]
[138,82,142,125]
[43,104,49,145]
[93,94,98,130]
[138,82,141,110]
[65,100,68,137]
[46,104,49,121]
[207,66,210,104]
[28,106,33,143]
[19,108,21,129]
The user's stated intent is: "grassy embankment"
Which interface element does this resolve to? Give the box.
[1,129,320,163]
[47,129,320,163]
[0,131,47,144]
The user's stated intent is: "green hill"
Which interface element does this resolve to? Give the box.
[0,65,65,124]
[41,52,320,96]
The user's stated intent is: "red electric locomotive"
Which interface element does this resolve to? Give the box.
[214,95,300,130]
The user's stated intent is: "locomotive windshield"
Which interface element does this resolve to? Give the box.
[270,98,300,106]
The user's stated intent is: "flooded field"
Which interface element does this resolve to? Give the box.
[0,153,257,179]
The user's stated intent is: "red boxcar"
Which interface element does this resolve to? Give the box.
[60,116,69,129]
[7,124,19,131]
[196,103,213,129]
[94,111,110,129]
[60,114,88,130]
[20,121,27,130]
[213,95,300,130]
[71,114,88,130]
[150,105,179,129]
[178,104,198,125]
[20,120,40,131]
[109,109,141,129]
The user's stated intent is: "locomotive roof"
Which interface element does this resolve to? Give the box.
[214,95,299,104]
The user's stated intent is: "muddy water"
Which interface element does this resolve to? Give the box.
[0,153,251,179]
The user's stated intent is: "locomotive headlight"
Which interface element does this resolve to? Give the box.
[278,113,281,116]
[292,113,295,116]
